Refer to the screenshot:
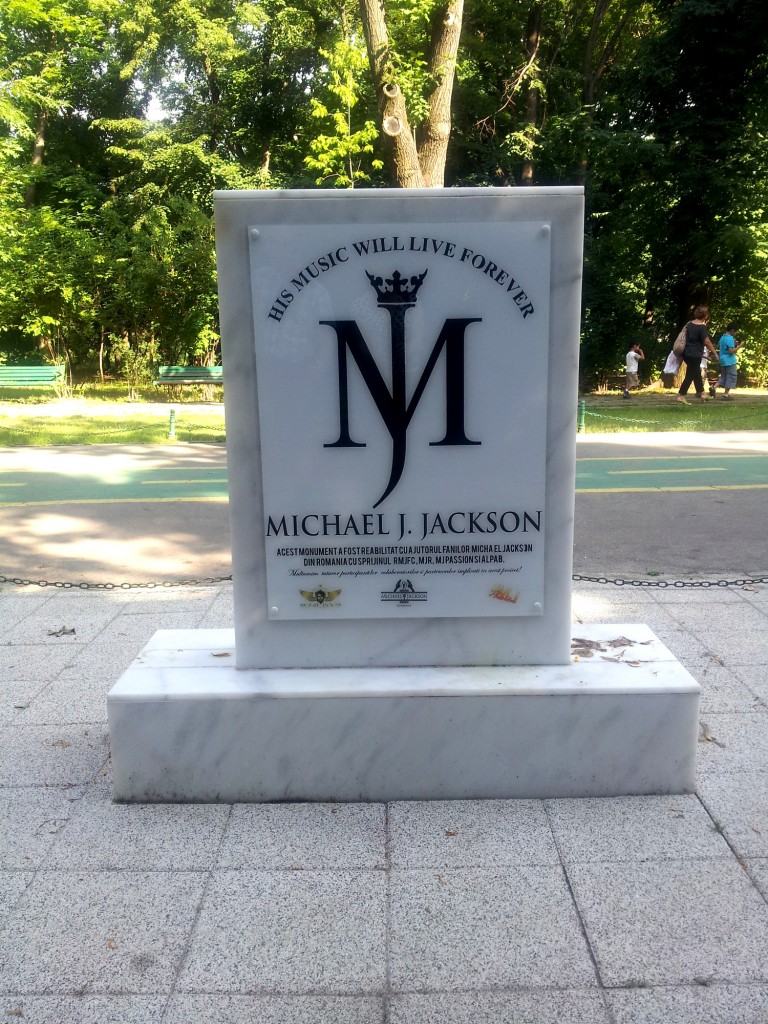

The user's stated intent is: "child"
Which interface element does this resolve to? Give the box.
[623,342,645,398]
[711,322,742,400]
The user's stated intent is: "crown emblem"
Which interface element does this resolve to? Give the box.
[366,269,428,307]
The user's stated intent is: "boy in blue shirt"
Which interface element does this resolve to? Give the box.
[711,322,743,400]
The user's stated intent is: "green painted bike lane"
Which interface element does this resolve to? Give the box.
[2,452,768,505]
[577,452,768,492]
[0,464,229,505]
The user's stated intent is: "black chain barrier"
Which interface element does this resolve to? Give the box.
[572,574,768,589]
[0,572,764,591]
[0,574,232,590]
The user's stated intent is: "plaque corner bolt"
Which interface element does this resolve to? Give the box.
[540,224,551,237]
[249,228,260,240]
[269,605,279,616]
[533,601,543,612]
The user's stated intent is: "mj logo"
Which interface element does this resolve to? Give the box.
[321,270,482,508]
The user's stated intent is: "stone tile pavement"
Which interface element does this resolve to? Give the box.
[0,580,767,1023]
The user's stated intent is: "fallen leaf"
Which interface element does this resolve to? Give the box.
[445,830,458,837]
[626,660,641,667]
[211,652,231,658]
[47,626,76,637]
[107,939,117,950]
[571,648,594,659]
[699,727,726,749]
[436,874,446,886]
[605,636,633,648]
[751,827,762,835]
[50,740,72,749]
[572,638,604,651]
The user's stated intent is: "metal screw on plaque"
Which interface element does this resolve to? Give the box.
[270,606,279,616]
[533,602,543,612]
[540,225,550,237]
[249,228,260,240]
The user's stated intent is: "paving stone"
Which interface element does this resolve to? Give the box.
[695,664,764,713]
[607,984,768,1024]
[0,871,32,921]
[94,611,208,644]
[0,725,109,786]
[698,773,768,857]
[198,587,234,628]
[0,786,82,869]
[0,678,50,724]
[6,600,124,645]
[56,640,144,685]
[569,859,768,986]
[47,793,230,869]
[177,870,386,993]
[217,803,386,869]
[124,588,219,615]
[697,714,768,776]
[546,795,729,863]
[164,995,384,1024]
[0,995,166,1024]
[388,991,611,1023]
[388,799,558,868]
[748,858,768,902]
[19,677,114,725]
[389,866,597,991]
[0,871,206,994]
[728,664,768,710]
[0,643,80,682]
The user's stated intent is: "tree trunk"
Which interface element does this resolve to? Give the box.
[359,0,424,187]
[520,3,542,185]
[418,0,464,186]
[24,108,48,208]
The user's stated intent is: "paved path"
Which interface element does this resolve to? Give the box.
[0,579,766,1022]
[2,432,767,584]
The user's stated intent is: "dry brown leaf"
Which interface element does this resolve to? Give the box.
[107,939,117,950]
[436,874,446,885]
[605,636,633,648]
[572,638,604,650]
[211,652,231,658]
[572,648,594,659]
[445,830,458,837]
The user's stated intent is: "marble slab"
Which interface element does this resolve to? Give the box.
[214,187,584,667]
[107,625,700,802]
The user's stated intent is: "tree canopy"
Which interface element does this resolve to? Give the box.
[1,0,767,386]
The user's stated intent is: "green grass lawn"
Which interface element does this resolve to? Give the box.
[0,413,225,446]
[581,392,768,432]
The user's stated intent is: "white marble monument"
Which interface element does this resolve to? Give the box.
[108,187,699,801]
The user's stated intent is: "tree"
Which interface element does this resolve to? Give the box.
[358,0,464,186]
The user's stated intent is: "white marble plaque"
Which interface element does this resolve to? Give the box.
[214,188,583,667]
[249,221,550,620]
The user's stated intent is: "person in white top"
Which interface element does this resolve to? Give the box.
[624,342,645,398]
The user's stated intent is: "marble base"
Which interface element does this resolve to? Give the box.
[107,625,700,802]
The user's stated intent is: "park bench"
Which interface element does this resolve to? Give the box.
[154,365,223,386]
[0,364,66,389]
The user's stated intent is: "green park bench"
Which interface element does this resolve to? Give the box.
[154,365,224,386]
[0,364,66,389]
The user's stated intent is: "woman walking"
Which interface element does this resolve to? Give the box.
[677,306,719,404]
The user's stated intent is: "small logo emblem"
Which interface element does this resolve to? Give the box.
[300,584,341,607]
[381,579,428,607]
[489,584,519,604]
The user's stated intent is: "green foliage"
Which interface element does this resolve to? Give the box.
[305,42,382,186]
[0,0,767,387]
